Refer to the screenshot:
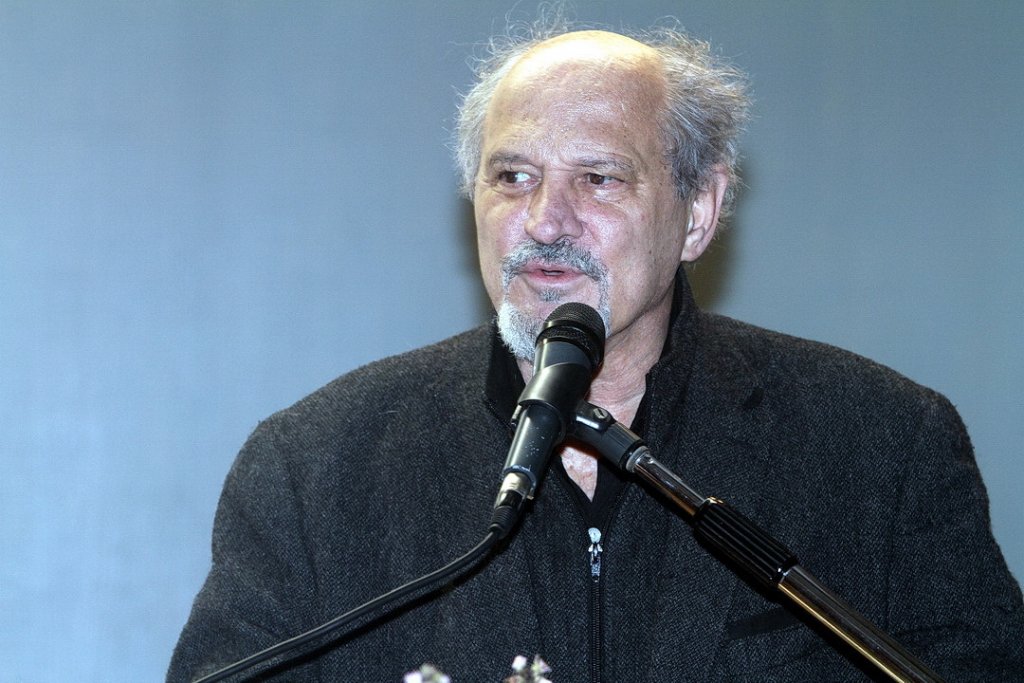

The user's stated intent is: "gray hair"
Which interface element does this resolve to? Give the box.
[454,22,750,214]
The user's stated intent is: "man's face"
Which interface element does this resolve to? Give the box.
[473,38,692,360]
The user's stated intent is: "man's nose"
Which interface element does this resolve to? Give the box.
[523,180,583,244]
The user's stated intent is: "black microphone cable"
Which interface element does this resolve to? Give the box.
[191,526,508,683]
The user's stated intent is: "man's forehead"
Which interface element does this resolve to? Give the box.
[486,40,665,137]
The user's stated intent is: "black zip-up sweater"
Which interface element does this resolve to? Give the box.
[169,273,1023,682]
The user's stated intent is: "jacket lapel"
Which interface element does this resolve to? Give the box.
[631,304,779,681]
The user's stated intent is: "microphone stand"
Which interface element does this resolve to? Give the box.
[571,401,945,683]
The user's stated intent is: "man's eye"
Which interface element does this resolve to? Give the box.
[585,173,617,186]
[498,170,530,184]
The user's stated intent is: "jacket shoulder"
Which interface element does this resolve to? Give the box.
[697,312,955,419]
[245,325,493,456]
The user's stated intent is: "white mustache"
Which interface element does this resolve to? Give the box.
[500,240,608,288]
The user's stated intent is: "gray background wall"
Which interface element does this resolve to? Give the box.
[1,1,1020,680]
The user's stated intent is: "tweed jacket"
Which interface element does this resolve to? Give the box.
[169,275,1023,682]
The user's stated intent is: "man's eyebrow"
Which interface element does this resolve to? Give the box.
[575,157,638,175]
[484,152,638,175]
[484,151,530,168]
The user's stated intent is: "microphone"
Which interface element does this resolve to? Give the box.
[490,302,605,536]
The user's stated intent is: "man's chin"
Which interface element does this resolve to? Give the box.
[496,300,544,362]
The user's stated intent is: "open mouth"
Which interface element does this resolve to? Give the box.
[523,261,580,279]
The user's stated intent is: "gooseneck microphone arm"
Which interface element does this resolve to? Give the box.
[571,402,945,683]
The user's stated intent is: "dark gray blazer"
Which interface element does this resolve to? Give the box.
[169,275,1023,682]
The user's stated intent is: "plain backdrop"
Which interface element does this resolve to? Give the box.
[1,2,1020,680]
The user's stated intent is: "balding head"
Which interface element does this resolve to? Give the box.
[503,29,660,81]
[455,24,749,212]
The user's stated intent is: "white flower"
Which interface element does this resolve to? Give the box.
[405,655,552,683]
[504,655,552,683]
[403,663,451,683]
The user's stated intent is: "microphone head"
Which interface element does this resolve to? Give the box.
[537,302,606,369]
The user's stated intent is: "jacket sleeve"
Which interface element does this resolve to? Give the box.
[166,422,321,682]
[887,394,1024,680]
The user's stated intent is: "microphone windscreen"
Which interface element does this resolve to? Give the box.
[538,302,606,369]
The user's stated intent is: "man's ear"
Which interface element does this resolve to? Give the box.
[680,165,729,262]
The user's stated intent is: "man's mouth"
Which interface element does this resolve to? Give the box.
[538,267,568,277]
[521,262,581,280]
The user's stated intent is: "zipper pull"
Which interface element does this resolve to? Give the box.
[588,527,602,581]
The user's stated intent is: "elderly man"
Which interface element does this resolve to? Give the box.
[169,27,1023,682]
